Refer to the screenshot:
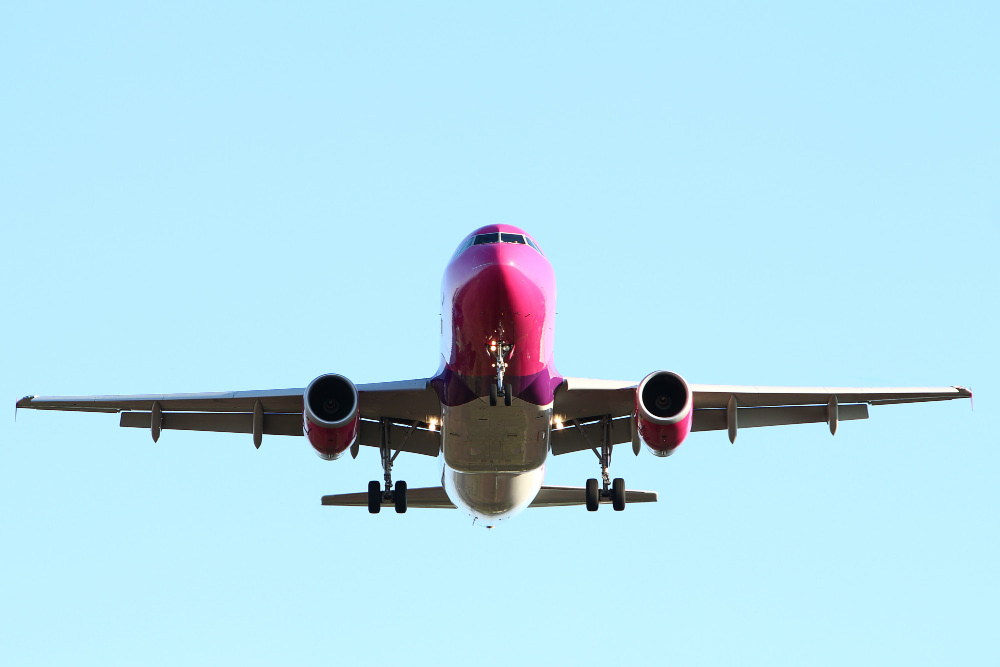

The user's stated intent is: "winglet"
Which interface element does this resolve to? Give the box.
[15,395,34,421]
[953,386,973,411]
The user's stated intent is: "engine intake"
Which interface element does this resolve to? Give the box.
[303,374,360,460]
[636,371,693,457]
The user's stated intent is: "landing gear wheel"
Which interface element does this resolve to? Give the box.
[367,480,382,514]
[504,383,513,406]
[612,477,626,511]
[394,480,407,514]
[489,383,498,407]
[586,478,600,512]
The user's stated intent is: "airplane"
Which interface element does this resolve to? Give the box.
[17,225,972,526]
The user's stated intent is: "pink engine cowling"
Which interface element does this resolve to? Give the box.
[635,371,693,457]
[303,374,360,460]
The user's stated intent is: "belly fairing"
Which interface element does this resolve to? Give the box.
[440,399,552,473]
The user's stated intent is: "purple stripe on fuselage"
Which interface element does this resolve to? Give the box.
[431,364,564,408]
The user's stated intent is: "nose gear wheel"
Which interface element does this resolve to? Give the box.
[487,339,514,407]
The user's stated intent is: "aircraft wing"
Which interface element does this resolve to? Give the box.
[15,378,443,456]
[550,379,971,454]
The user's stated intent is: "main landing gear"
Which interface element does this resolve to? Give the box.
[367,418,409,514]
[579,415,626,512]
[487,339,514,407]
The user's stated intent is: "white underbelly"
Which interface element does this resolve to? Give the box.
[443,465,545,524]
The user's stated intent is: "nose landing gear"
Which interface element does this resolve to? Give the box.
[489,382,513,407]
[487,339,514,407]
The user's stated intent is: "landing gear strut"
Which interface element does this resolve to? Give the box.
[487,339,514,407]
[367,418,409,514]
[580,415,626,512]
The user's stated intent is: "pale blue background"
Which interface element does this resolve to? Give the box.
[2,2,997,665]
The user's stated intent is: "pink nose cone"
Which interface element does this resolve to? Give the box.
[447,243,553,379]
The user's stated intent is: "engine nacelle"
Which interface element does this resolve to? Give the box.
[636,371,693,457]
[303,373,360,460]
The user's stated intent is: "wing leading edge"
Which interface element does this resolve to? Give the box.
[550,379,971,454]
[16,378,443,457]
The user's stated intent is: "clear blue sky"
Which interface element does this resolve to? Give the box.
[2,2,997,665]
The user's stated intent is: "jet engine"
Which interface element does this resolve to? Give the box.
[303,373,360,460]
[636,371,693,457]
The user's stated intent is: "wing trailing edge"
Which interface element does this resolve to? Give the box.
[320,485,658,509]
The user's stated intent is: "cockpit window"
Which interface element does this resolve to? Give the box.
[451,236,475,259]
[453,231,545,258]
[473,232,500,245]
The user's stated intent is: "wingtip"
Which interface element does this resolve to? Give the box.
[962,386,973,411]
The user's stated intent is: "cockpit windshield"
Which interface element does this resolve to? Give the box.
[452,231,544,259]
[473,233,500,245]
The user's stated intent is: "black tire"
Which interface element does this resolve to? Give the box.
[394,480,408,514]
[612,477,626,511]
[489,383,498,406]
[368,480,381,514]
[504,383,513,406]
[586,478,599,512]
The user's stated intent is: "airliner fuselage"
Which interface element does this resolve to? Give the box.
[434,225,560,523]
